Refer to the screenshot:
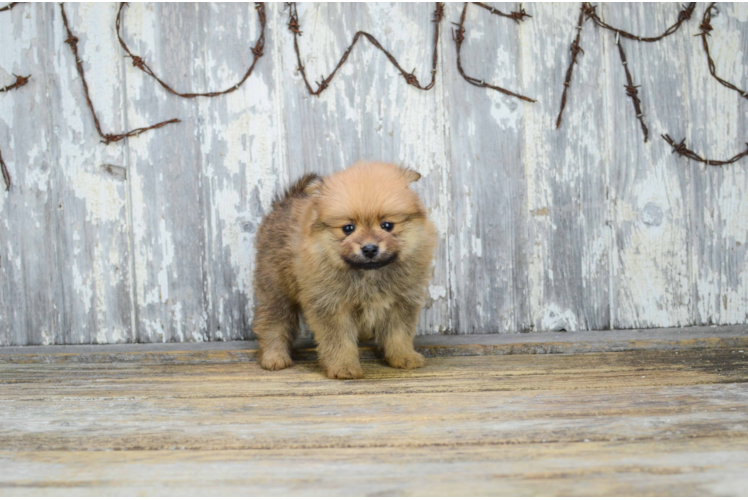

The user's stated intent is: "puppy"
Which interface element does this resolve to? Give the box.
[252,161,437,379]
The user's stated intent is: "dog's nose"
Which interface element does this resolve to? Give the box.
[361,244,379,259]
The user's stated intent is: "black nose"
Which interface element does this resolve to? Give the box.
[361,244,379,259]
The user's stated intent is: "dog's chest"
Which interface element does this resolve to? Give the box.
[345,276,396,327]
[352,297,392,334]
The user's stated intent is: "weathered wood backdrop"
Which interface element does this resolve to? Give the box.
[1,3,747,346]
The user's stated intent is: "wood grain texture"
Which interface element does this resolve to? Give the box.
[521,3,611,332]
[0,4,61,346]
[1,3,747,345]
[122,3,211,343]
[601,4,694,329]
[195,3,279,341]
[443,2,531,333]
[2,440,748,496]
[0,345,746,495]
[686,3,748,327]
[1,4,136,346]
[3,325,747,364]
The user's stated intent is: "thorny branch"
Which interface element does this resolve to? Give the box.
[59,3,179,145]
[586,3,696,142]
[556,2,589,129]
[0,2,24,190]
[699,2,748,101]
[664,3,748,166]
[0,74,29,93]
[0,148,9,191]
[116,2,267,99]
[585,2,696,42]
[0,74,30,190]
[472,2,531,23]
[453,2,535,102]
[560,3,697,144]
[4,2,748,176]
[662,134,748,166]
[616,38,648,142]
[0,2,19,13]
[286,2,444,95]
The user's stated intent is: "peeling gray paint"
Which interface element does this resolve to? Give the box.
[1,3,747,345]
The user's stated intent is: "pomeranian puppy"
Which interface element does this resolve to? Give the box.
[252,161,437,379]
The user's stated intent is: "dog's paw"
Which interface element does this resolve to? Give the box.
[259,350,293,371]
[387,350,425,370]
[325,364,364,380]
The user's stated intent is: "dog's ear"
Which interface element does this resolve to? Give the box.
[303,177,324,196]
[400,167,421,184]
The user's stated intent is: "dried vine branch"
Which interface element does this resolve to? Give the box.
[472,2,530,23]
[616,38,648,142]
[0,148,9,191]
[556,2,589,129]
[0,2,19,13]
[287,2,444,95]
[59,3,179,145]
[0,74,31,191]
[116,2,267,98]
[453,2,535,102]
[699,2,748,100]
[662,134,748,166]
[558,3,697,131]
[585,2,696,42]
[666,2,748,166]
[0,74,29,93]
[0,1,26,191]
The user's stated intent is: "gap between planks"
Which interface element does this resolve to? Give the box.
[0,325,746,364]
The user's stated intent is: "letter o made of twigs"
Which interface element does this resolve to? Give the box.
[116,2,267,99]
[585,2,696,43]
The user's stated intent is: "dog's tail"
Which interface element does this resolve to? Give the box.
[273,173,321,206]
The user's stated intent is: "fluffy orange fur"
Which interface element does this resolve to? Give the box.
[252,161,437,379]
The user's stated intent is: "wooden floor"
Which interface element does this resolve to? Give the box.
[1,332,748,495]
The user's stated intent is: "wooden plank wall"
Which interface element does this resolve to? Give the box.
[1,3,747,345]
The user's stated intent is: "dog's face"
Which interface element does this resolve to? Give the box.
[305,162,430,271]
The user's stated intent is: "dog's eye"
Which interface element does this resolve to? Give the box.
[381,222,394,232]
[342,224,355,235]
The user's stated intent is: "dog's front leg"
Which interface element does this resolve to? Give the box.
[377,303,425,370]
[307,310,363,379]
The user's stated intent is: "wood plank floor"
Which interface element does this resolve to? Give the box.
[1,340,747,495]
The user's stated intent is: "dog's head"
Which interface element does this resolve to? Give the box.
[304,162,432,271]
